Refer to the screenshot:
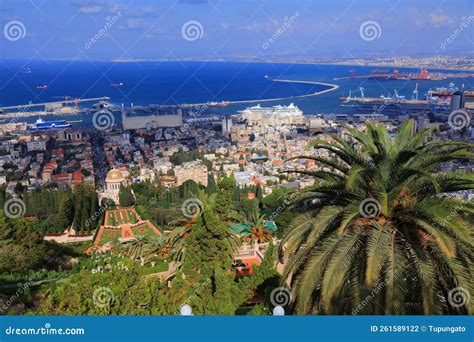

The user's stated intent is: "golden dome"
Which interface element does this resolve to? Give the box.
[106,169,124,182]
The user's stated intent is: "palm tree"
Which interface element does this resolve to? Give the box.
[281,120,474,315]
[242,211,272,244]
[123,235,150,260]
[166,222,192,264]
[123,235,165,262]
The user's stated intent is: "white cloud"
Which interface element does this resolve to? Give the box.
[410,8,455,28]
[428,10,454,28]
[79,5,104,14]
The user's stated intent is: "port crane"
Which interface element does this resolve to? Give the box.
[412,83,419,101]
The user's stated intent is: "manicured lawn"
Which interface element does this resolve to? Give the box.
[132,224,158,237]
[99,229,120,245]
[106,209,140,226]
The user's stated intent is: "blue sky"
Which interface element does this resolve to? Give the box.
[0,0,472,60]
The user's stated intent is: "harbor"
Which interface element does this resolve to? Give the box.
[0,79,339,119]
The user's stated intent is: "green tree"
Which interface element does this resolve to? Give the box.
[170,192,276,314]
[55,192,74,230]
[0,211,50,274]
[281,120,474,315]
[38,265,167,315]
[119,184,134,207]
[72,182,97,231]
[206,174,217,195]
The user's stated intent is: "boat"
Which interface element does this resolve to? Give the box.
[208,101,230,107]
[35,85,48,89]
[111,82,123,87]
[29,118,71,131]
[22,67,32,74]
[340,85,451,114]
[428,82,459,98]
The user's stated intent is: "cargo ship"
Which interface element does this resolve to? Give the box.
[29,118,71,131]
[427,82,459,99]
[340,85,452,114]
[337,69,473,81]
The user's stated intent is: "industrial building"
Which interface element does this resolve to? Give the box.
[121,105,183,130]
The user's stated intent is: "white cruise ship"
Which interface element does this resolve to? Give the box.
[238,103,304,125]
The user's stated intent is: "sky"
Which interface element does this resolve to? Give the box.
[0,0,473,61]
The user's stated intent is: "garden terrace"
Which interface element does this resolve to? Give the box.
[104,208,140,226]
[90,208,161,252]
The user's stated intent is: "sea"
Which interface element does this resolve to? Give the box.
[0,60,471,126]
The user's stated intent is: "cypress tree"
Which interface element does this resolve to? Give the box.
[206,174,217,194]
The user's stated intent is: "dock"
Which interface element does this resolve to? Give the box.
[180,79,340,108]
[0,97,110,111]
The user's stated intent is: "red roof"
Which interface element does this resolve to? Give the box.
[272,159,283,166]
[51,149,64,156]
[51,174,70,182]
[251,178,266,187]
[71,172,84,184]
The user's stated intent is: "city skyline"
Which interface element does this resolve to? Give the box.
[0,0,473,61]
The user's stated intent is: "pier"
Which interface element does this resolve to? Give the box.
[180,79,340,108]
[0,97,110,111]
[0,97,111,119]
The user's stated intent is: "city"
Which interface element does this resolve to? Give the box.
[0,1,472,341]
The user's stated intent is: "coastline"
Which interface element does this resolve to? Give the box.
[110,58,474,72]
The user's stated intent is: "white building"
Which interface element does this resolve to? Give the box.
[238,103,304,126]
[98,169,126,205]
[174,161,208,187]
[26,140,46,152]
[121,108,183,130]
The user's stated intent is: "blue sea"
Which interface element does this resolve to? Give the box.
[0,60,471,125]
